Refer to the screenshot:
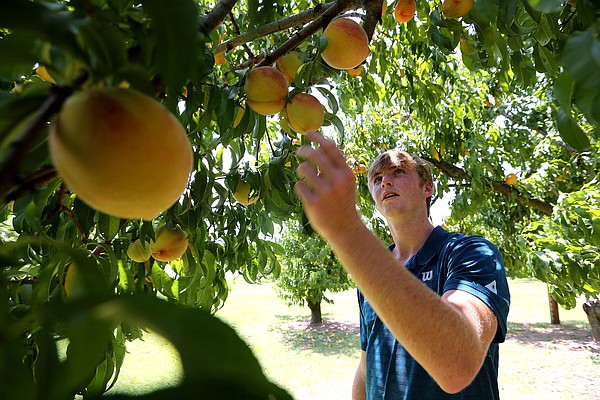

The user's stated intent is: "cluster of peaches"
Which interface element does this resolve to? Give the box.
[47,0,476,256]
[243,17,371,136]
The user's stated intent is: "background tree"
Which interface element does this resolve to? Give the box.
[275,219,354,324]
[0,0,599,398]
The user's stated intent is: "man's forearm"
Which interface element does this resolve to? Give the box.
[352,355,366,400]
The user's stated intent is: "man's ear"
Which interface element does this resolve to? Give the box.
[423,180,434,198]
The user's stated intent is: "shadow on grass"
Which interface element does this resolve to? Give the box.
[506,320,599,354]
[272,314,360,357]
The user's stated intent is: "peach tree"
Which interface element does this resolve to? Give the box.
[274,219,354,325]
[0,0,599,398]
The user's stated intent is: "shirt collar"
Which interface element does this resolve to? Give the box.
[389,226,450,269]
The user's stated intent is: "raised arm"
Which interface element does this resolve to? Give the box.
[295,131,498,393]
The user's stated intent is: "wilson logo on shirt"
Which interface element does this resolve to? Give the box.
[421,270,434,282]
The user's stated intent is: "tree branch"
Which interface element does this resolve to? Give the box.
[425,157,554,216]
[5,166,58,203]
[198,0,238,37]
[362,0,384,42]
[257,0,363,67]
[215,1,331,54]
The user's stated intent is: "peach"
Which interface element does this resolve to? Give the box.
[276,51,303,83]
[150,225,189,262]
[49,88,193,220]
[284,93,324,135]
[233,180,259,206]
[394,0,416,23]
[442,0,473,19]
[64,263,84,299]
[214,51,226,65]
[505,173,518,186]
[127,239,152,262]
[244,66,288,115]
[347,65,363,77]
[321,17,370,70]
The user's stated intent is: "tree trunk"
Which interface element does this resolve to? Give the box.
[548,293,560,325]
[583,299,600,342]
[307,299,322,325]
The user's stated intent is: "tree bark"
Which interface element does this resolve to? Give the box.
[307,299,322,325]
[583,299,600,342]
[549,294,560,325]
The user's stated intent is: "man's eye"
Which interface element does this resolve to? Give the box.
[394,168,404,175]
[374,176,382,183]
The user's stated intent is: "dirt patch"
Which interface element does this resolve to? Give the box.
[507,322,599,353]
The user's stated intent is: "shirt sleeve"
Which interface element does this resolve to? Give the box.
[442,236,511,343]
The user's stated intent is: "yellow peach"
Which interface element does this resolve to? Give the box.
[442,0,473,19]
[49,88,193,220]
[244,66,288,115]
[276,51,303,83]
[394,0,416,23]
[150,225,189,262]
[285,93,324,135]
[321,18,370,70]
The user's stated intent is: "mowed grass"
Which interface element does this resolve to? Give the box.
[106,278,600,399]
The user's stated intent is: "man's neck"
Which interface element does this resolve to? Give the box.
[388,217,435,265]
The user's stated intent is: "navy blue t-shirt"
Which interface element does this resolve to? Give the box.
[358,226,510,399]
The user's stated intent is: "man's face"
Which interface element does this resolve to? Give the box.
[369,161,432,219]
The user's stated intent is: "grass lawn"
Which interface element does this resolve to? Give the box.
[106,278,600,399]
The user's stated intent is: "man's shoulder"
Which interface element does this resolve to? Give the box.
[442,230,500,254]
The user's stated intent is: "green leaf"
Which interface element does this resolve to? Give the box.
[78,19,128,78]
[533,43,558,75]
[573,85,600,126]
[98,213,121,241]
[0,0,83,57]
[141,0,201,110]
[151,264,179,300]
[79,295,293,399]
[556,108,591,151]
[527,0,563,13]
[315,86,339,114]
[532,15,554,46]
[0,34,40,81]
[553,72,574,111]
[0,93,47,150]
[563,27,600,89]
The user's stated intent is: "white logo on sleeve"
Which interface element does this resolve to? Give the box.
[485,280,498,294]
[422,270,434,282]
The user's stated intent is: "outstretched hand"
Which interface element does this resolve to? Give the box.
[294,131,362,240]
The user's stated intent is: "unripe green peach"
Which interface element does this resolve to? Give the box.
[127,239,152,262]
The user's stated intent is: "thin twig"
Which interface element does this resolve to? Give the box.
[215,0,346,55]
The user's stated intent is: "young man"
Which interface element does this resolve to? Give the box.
[295,131,510,399]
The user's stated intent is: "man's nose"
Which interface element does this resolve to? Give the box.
[381,173,393,187]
